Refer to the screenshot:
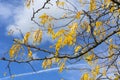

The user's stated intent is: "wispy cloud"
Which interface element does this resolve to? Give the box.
[0,63,89,80]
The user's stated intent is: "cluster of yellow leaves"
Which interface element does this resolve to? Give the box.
[81,21,90,33]
[56,1,65,6]
[108,43,118,58]
[42,58,66,72]
[47,23,78,56]
[108,39,118,60]
[39,13,53,24]
[94,21,106,40]
[23,32,30,44]
[22,29,43,46]
[33,29,42,45]
[75,11,82,19]
[89,0,96,11]
[53,29,65,39]
[91,65,100,78]
[81,72,99,80]
[9,44,21,58]
[63,23,78,45]
[42,59,52,69]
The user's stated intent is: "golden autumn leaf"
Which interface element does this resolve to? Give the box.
[95,65,100,75]
[23,32,30,44]
[55,36,63,52]
[42,60,47,69]
[9,44,21,58]
[96,21,102,28]
[75,11,82,19]
[28,51,32,58]
[59,62,65,72]
[110,7,115,12]
[33,29,42,45]
[74,45,81,53]
[86,53,94,61]
[81,73,89,80]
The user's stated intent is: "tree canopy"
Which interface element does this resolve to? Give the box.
[1,0,120,80]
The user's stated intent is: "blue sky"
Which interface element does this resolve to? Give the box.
[0,0,89,80]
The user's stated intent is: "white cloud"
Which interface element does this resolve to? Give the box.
[7,0,68,43]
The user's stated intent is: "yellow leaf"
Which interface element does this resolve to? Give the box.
[74,45,81,53]
[96,21,102,28]
[55,37,63,52]
[23,32,30,44]
[42,60,47,69]
[59,62,65,72]
[28,51,32,58]
[75,11,82,19]
[33,29,42,45]
[86,53,94,61]
[95,65,100,74]
[110,7,115,12]
[87,25,90,33]
[46,59,52,68]
[81,73,89,80]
